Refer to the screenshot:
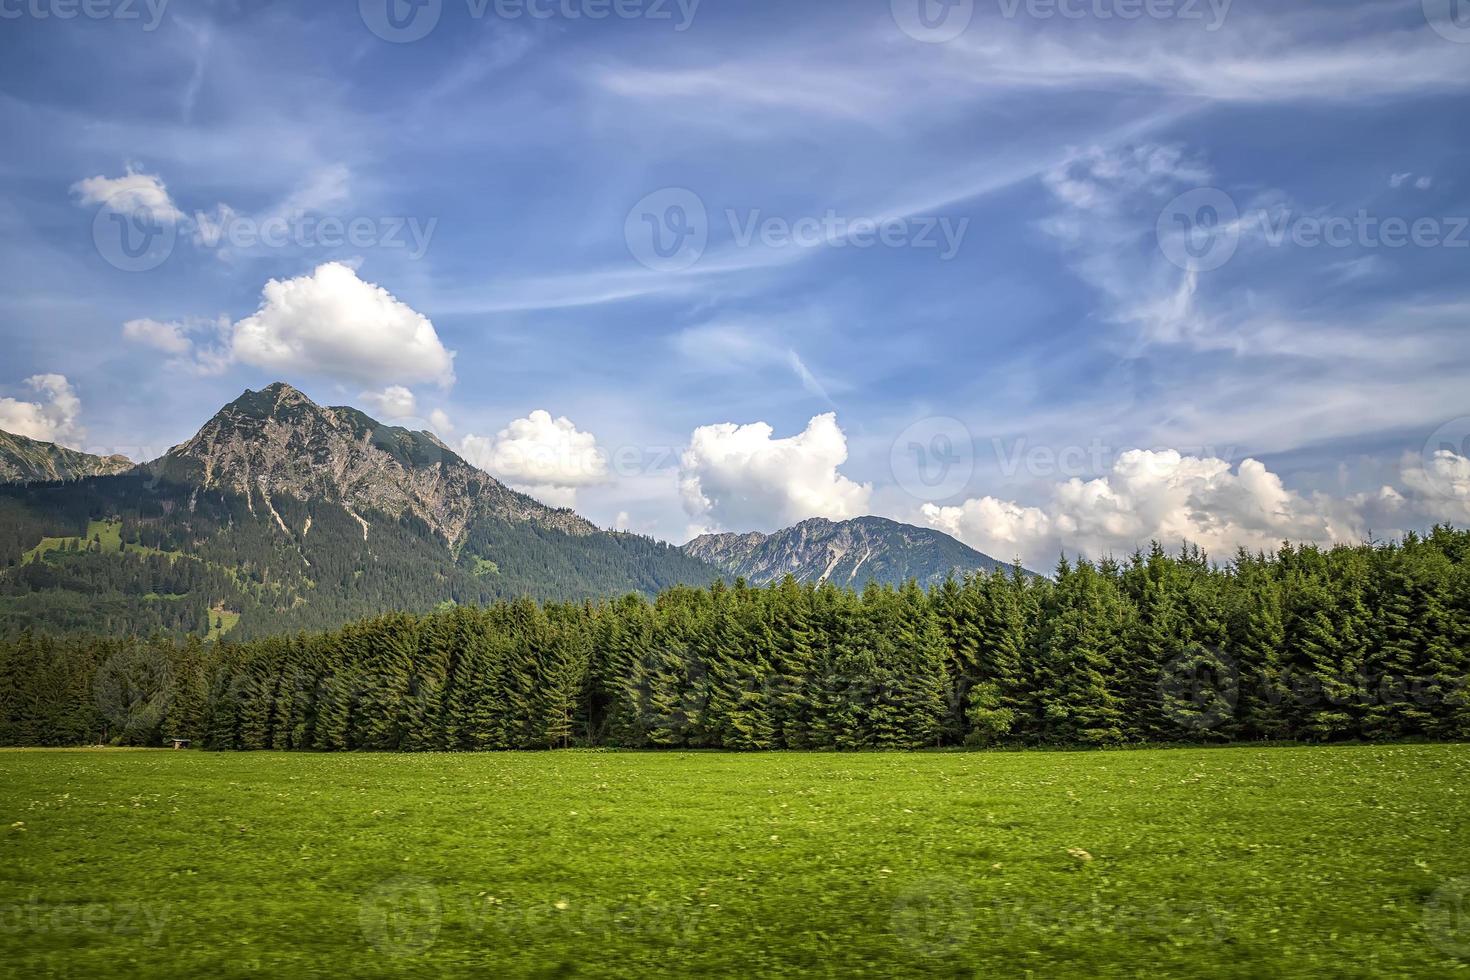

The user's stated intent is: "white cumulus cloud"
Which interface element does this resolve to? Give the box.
[128,263,456,389]
[460,410,609,509]
[0,375,85,448]
[679,413,872,532]
[921,449,1399,572]
[359,385,417,419]
[1401,450,1470,525]
[71,167,185,224]
[122,318,195,355]
[229,263,454,388]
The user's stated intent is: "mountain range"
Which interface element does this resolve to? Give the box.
[0,383,1013,639]
[684,516,1019,589]
[0,429,132,483]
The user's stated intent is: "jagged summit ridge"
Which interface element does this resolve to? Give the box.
[151,382,595,544]
[683,515,1021,588]
[0,429,133,484]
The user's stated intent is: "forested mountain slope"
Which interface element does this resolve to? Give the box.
[0,384,719,639]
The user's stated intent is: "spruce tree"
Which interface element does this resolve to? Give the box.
[1034,560,1126,746]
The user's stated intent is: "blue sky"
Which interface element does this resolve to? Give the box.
[2,0,1469,568]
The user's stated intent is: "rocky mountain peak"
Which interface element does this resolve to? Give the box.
[0,429,134,484]
[218,382,313,422]
[684,515,1021,588]
[149,382,597,545]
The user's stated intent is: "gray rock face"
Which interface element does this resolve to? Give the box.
[0,429,133,484]
[683,516,1021,588]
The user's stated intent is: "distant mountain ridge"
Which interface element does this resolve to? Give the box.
[0,429,132,484]
[0,383,1025,640]
[0,383,717,639]
[683,516,1023,588]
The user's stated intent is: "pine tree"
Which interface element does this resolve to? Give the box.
[405,609,454,751]
[1284,550,1369,741]
[932,575,979,742]
[1232,553,1291,740]
[601,594,657,748]
[962,570,1030,745]
[890,580,949,748]
[539,607,593,749]
[1034,560,1126,746]
[1119,545,1181,741]
[444,609,510,750]
[766,577,816,749]
[354,613,419,751]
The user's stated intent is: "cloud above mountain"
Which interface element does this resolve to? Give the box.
[460,410,609,509]
[229,262,454,387]
[918,448,1470,572]
[0,375,84,449]
[679,413,872,533]
[359,385,418,420]
[122,263,455,391]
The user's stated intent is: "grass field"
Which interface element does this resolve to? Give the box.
[22,519,154,564]
[2,746,1468,978]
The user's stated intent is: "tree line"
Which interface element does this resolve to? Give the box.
[1,527,1467,750]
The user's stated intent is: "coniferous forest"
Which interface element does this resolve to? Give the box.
[2,528,1468,751]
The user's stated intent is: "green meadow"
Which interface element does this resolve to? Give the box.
[2,745,1468,978]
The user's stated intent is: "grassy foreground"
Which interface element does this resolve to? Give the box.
[1,746,1468,978]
